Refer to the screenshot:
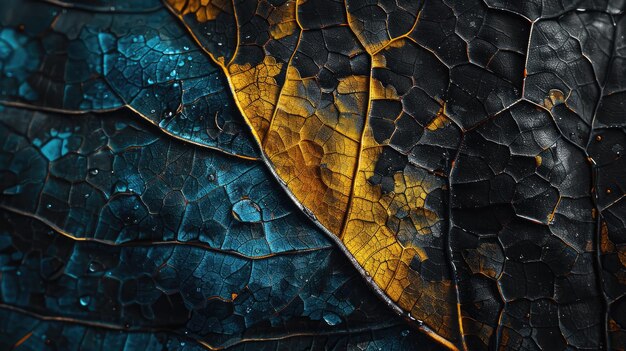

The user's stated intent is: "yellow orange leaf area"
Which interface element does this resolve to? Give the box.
[426,109,452,131]
[166,0,232,22]
[165,1,461,349]
[344,129,457,341]
[264,69,366,232]
[229,56,284,141]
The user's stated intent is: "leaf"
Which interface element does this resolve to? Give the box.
[0,106,444,350]
[0,1,446,349]
[3,0,626,349]
[164,0,626,349]
[0,0,258,158]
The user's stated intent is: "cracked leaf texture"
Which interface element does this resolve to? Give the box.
[164,0,626,350]
[2,0,626,350]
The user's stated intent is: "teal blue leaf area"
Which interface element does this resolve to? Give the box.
[0,107,443,350]
[0,2,445,349]
[0,0,258,158]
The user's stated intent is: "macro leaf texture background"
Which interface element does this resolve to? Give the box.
[0,0,625,350]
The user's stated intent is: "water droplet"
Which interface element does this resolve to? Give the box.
[113,181,128,193]
[170,69,177,77]
[183,46,190,51]
[88,261,102,273]
[46,204,52,209]
[79,295,91,307]
[231,199,262,223]
[180,342,186,347]
[401,330,409,337]
[147,77,155,84]
[163,110,175,119]
[89,168,99,176]
[178,61,185,67]
[245,306,252,314]
[323,312,341,326]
